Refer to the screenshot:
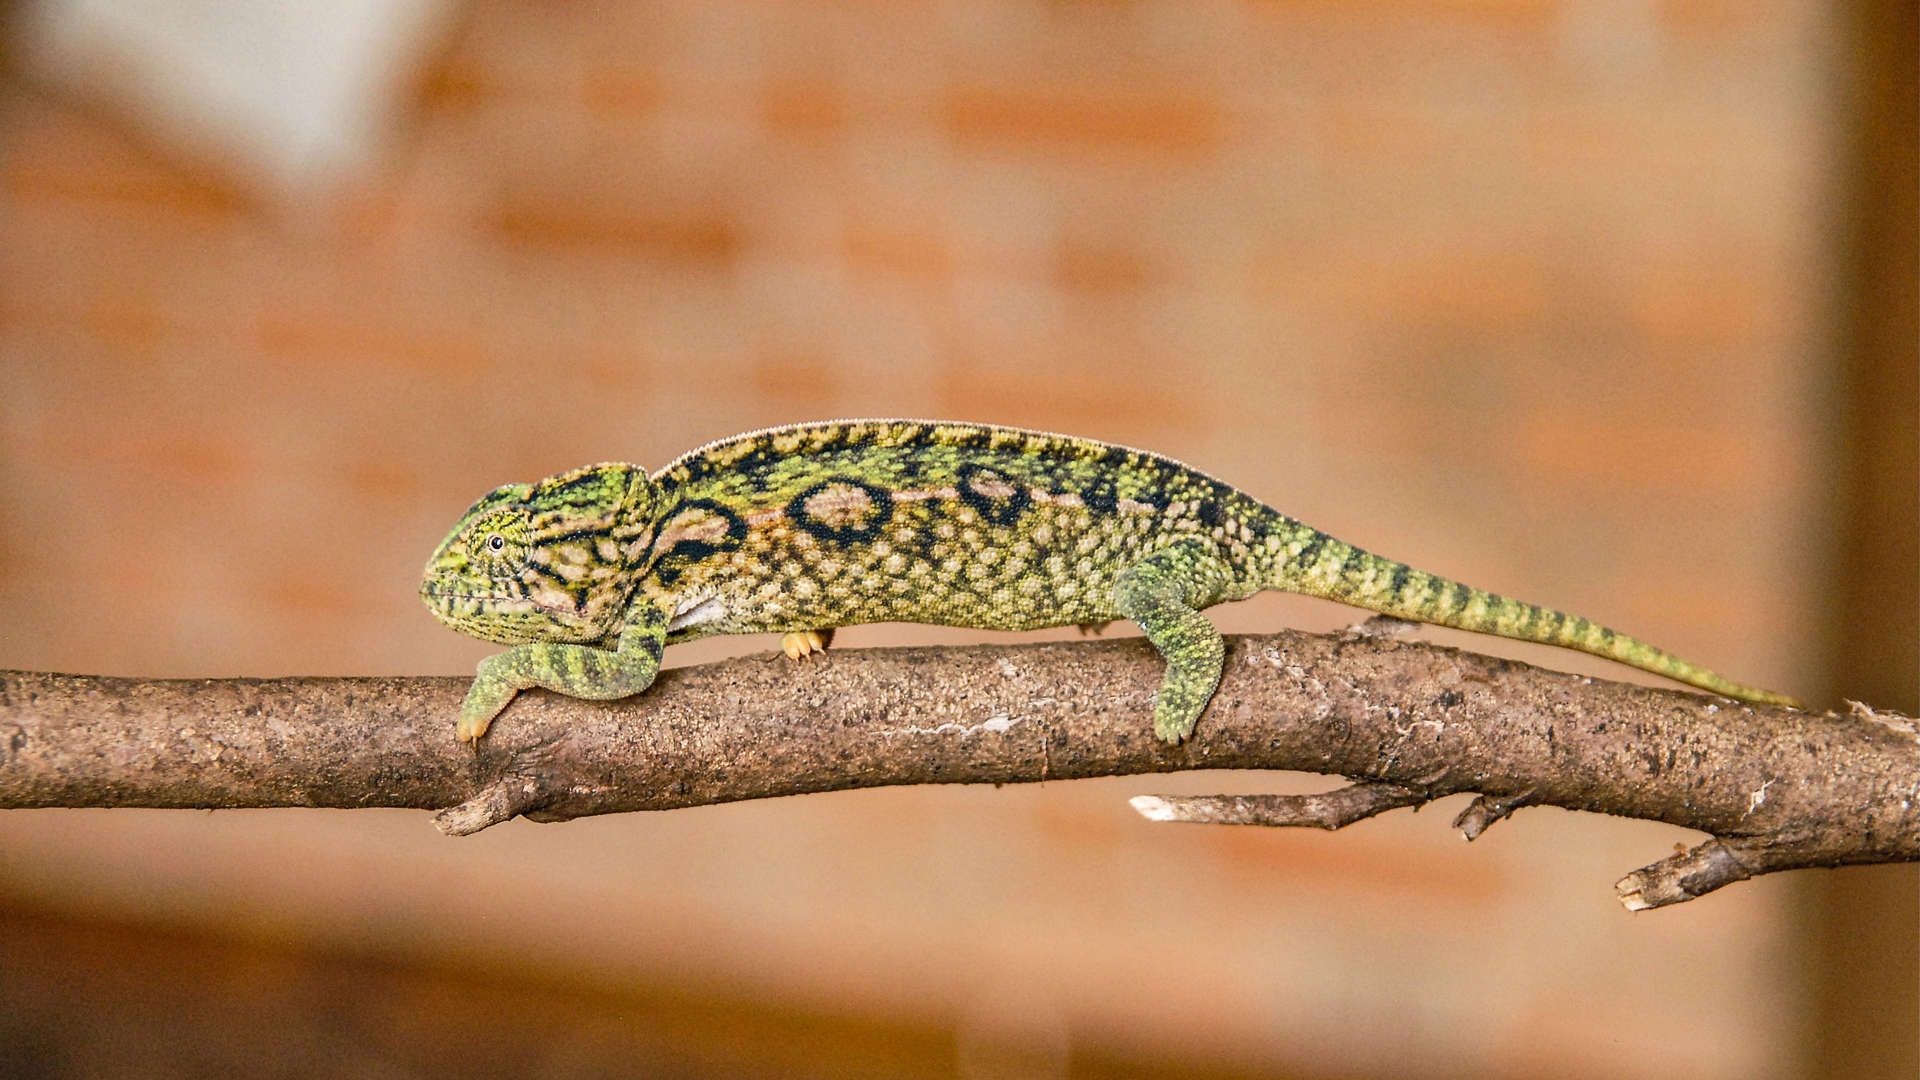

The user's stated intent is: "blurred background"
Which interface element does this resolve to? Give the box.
[0,1,1913,1077]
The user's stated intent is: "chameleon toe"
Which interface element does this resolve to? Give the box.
[455,713,491,743]
[780,629,835,660]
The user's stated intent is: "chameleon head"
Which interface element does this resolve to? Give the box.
[420,462,660,645]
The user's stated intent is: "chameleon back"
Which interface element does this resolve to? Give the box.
[642,419,1280,640]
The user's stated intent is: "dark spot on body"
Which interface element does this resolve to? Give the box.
[1436,689,1463,708]
[1192,480,1237,529]
[955,463,1032,525]
[1079,477,1119,513]
[1239,506,1273,542]
[656,499,747,567]
[1292,532,1326,567]
[788,477,895,542]
[1078,472,1170,516]
[1337,544,1366,576]
[887,454,929,487]
[838,425,885,453]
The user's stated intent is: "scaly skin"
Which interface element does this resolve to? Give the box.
[421,419,1800,743]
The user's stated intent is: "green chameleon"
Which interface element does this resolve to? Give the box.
[421,419,1798,743]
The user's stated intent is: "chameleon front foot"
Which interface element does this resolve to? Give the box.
[456,692,511,743]
[781,628,835,659]
[454,627,667,743]
[457,654,527,743]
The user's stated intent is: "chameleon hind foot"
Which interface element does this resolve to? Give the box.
[781,628,835,659]
[1113,540,1232,745]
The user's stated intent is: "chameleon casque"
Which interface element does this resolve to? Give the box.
[422,419,1797,743]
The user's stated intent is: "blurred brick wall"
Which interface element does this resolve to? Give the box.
[0,2,1877,1077]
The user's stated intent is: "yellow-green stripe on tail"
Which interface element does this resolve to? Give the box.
[1271,532,1802,708]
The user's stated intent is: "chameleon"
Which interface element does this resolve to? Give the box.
[420,419,1799,744]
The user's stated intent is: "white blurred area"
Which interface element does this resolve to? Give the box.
[17,0,453,195]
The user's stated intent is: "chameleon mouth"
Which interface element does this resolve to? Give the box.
[420,587,496,601]
[419,586,577,617]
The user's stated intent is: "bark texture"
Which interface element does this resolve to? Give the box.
[2,629,1914,908]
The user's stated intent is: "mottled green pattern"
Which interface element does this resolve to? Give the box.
[422,419,1799,743]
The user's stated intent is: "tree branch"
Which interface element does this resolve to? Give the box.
[2,630,1914,909]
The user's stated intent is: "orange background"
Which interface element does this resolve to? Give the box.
[1,2,1913,1077]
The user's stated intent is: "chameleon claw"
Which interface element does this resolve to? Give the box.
[457,672,517,743]
[1076,621,1112,636]
[781,629,835,660]
[1153,714,1196,745]
[456,710,495,744]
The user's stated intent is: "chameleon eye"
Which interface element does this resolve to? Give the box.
[486,534,506,552]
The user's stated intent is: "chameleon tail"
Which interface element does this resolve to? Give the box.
[1266,529,1802,708]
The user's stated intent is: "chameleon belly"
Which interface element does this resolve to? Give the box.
[423,418,1798,744]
